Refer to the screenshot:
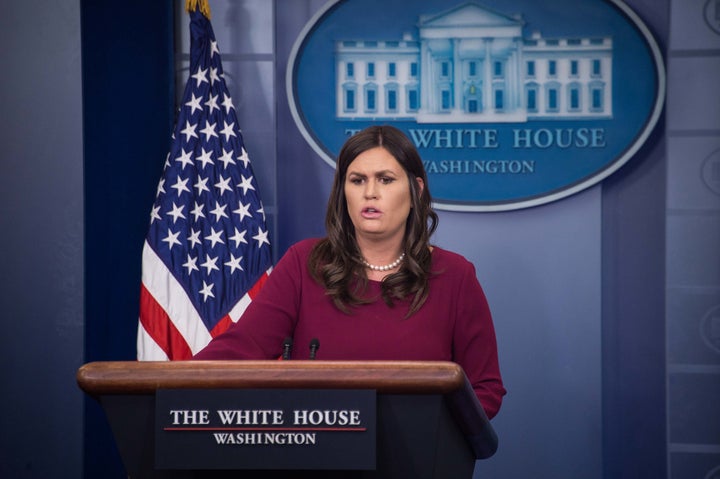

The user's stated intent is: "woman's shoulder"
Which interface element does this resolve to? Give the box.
[289,237,323,252]
[280,237,323,263]
[431,245,473,266]
[430,245,477,276]
[271,238,323,277]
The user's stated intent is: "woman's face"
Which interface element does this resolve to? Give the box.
[344,146,422,245]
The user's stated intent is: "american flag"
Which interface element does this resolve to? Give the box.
[137,8,272,360]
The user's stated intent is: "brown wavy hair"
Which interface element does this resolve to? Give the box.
[308,125,439,316]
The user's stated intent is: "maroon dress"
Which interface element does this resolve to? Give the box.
[194,238,506,419]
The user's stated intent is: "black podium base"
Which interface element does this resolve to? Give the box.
[101,394,475,479]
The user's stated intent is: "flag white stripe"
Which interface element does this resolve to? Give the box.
[141,241,213,354]
[228,292,252,322]
[136,322,170,361]
[226,266,272,322]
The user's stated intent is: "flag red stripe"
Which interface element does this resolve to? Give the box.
[248,271,269,298]
[208,271,271,338]
[210,315,233,338]
[139,284,193,360]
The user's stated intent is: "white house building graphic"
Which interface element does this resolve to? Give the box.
[335,2,613,123]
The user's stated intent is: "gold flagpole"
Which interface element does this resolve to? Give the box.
[185,0,211,18]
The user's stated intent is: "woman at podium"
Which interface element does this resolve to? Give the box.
[194,125,506,420]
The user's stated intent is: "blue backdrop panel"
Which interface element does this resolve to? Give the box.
[81,0,174,476]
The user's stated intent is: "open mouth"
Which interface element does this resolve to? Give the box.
[361,207,381,218]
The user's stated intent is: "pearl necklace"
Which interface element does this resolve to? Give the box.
[362,252,406,271]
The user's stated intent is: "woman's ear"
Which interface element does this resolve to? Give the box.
[416,177,425,196]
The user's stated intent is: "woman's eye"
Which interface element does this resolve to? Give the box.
[380,177,394,184]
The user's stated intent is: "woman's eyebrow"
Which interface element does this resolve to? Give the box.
[347,168,399,177]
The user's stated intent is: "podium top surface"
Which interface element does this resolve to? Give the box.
[76,360,467,396]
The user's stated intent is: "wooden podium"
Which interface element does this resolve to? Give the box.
[77,360,497,478]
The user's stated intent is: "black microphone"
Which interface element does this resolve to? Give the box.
[282,337,293,360]
[309,338,320,359]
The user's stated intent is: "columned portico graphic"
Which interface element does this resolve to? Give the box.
[292,0,663,210]
[335,2,613,123]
